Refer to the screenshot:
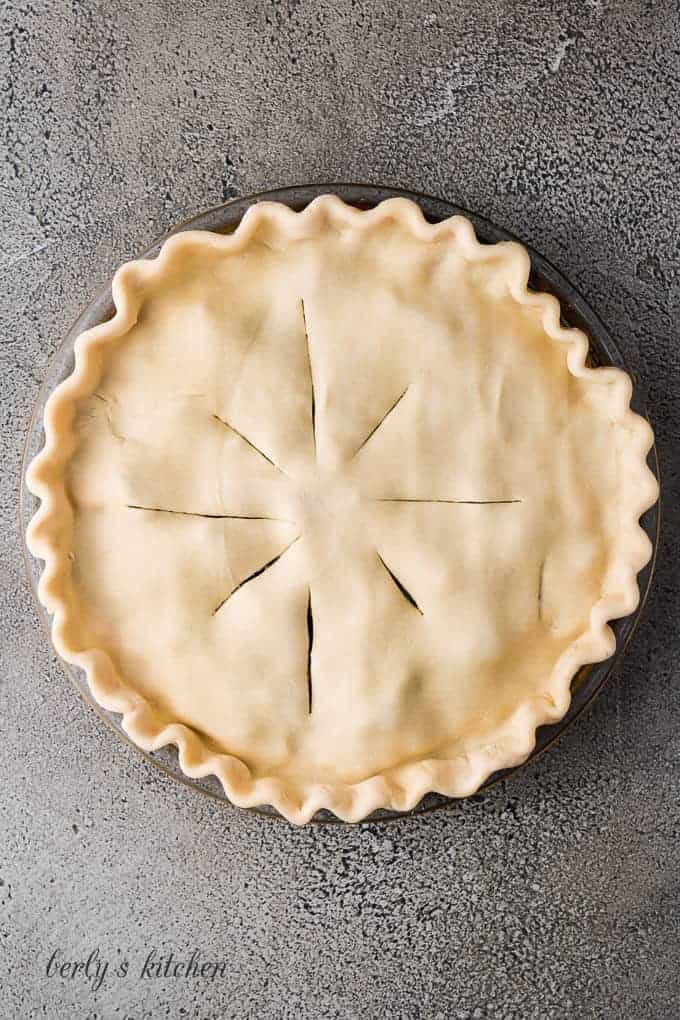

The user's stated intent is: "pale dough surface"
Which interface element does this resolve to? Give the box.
[27,197,657,822]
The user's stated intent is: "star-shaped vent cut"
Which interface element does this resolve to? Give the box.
[122,299,522,714]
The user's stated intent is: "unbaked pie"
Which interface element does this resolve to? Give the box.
[27,195,658,823]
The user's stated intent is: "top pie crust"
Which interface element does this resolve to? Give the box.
[27,196,658,823]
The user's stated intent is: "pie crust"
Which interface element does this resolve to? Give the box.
[27,196,658,823]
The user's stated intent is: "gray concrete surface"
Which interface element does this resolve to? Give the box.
[1,1,679,1017]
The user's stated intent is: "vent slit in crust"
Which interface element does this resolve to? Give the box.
[377,552,424,616]
[306,587,314,715]
[538,559,545,620]
[352,386,410,458]
[213,536,300,614]
[300,299,316,452]
[372,498,522,505]
[212,414,285,474]
[127,504,288,522]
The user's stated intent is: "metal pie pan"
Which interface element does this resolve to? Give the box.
[20,184,660,823]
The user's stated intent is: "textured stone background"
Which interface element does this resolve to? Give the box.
[1,1,679,1017]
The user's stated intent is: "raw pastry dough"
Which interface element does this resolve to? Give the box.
[27,196,658,823]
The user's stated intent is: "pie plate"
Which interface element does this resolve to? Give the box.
[20,184,660,823]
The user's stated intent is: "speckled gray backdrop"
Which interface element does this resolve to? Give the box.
[1,1,678,1018]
